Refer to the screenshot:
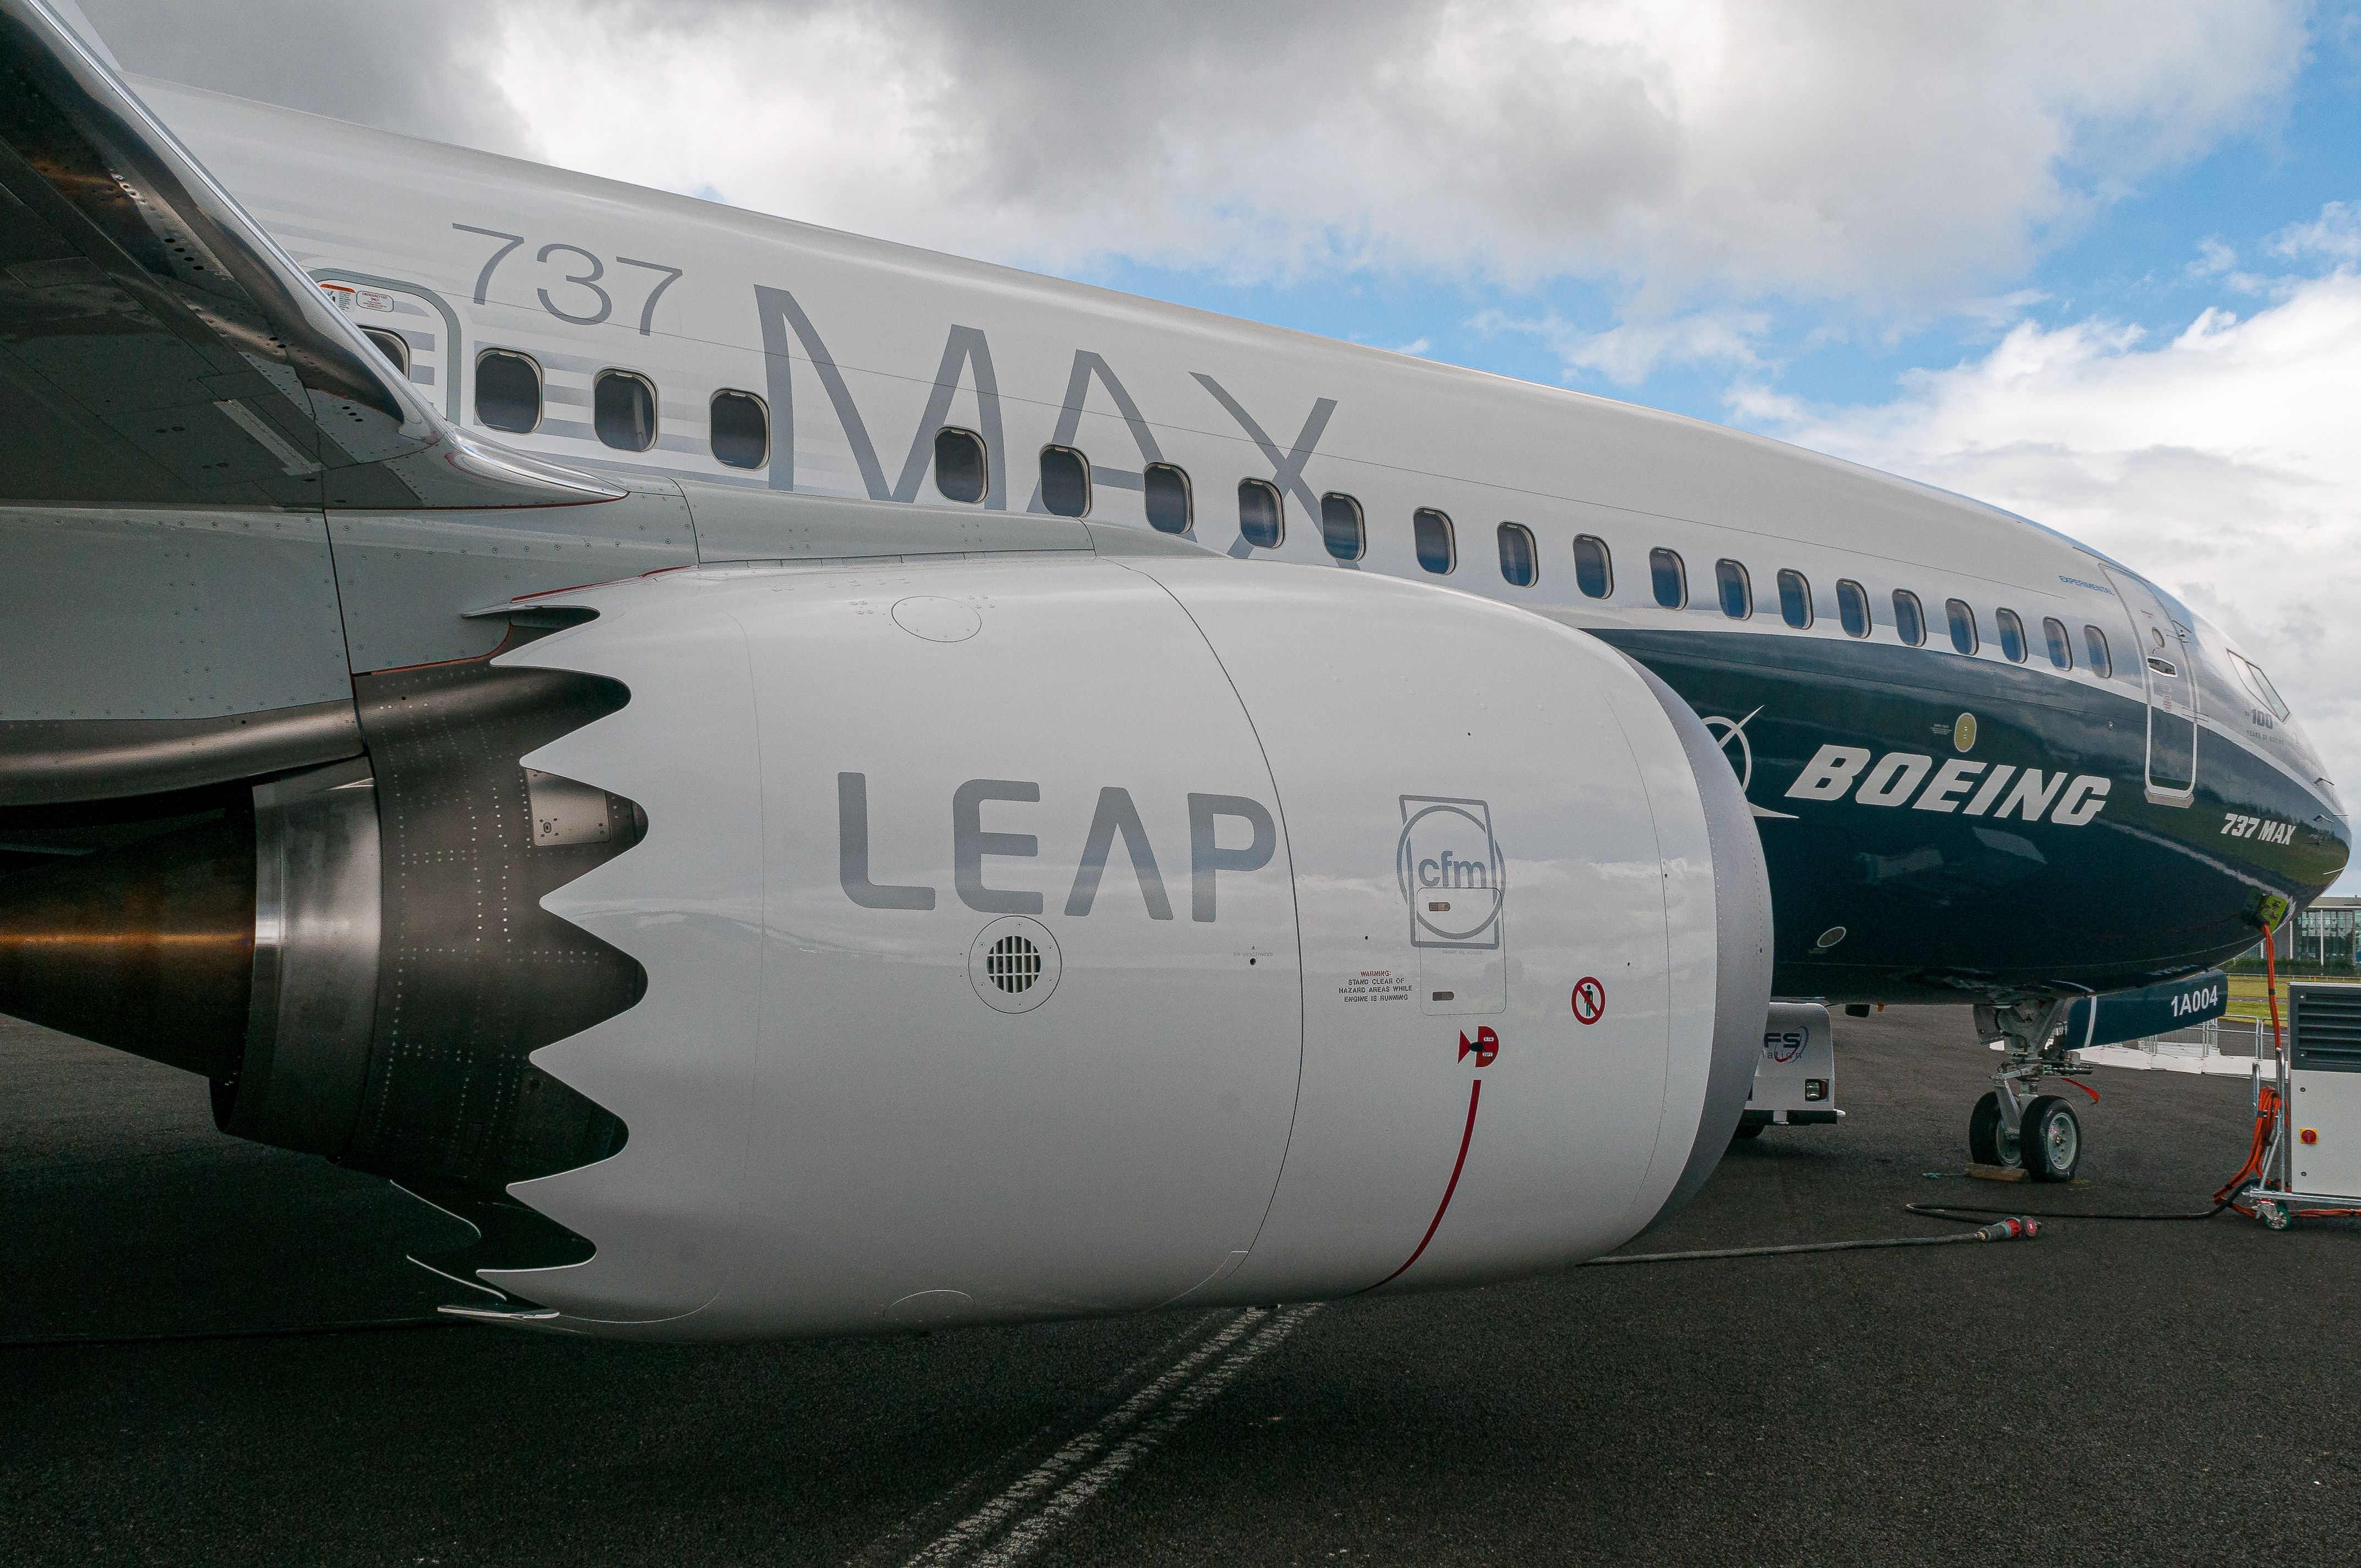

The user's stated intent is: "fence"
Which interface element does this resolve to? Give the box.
[2091,1016,2278,1070]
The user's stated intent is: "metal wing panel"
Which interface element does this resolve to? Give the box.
[0,0,614,510]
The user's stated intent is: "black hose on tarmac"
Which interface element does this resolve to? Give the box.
[1585,1214,2039,1266]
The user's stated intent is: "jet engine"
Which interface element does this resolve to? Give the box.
[0,550,1769,1338]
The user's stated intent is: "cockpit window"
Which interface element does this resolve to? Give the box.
[2235,652,2292,719]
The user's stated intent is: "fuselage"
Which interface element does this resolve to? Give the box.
[141,77,2349,1003]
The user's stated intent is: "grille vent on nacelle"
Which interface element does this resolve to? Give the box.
[987,933,1042,994]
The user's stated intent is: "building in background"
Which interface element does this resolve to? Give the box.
[2246,896,2361,967]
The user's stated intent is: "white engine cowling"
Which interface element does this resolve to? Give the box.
[481,550,1770,1337]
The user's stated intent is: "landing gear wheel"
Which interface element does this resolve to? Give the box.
[2021,1095,2081,1183]
[1968,1091,2020,1168]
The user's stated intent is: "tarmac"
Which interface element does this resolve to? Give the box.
[6,1005,2359,1566]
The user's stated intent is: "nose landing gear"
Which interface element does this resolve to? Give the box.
[1968,1001,2088,1183]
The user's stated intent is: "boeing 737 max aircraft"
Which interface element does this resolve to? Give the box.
[0,1,2343,1336]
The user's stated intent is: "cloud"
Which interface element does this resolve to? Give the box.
[1476,307,1769,384]
[2270,200,2361,264]
[75,0,2308,311]
[78,0,535,155]
[1744,242,2361,886]
[2189,236,2240,277]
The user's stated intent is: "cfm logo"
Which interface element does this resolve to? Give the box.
[1397,796,1505,950]
[1781,746,2112,826]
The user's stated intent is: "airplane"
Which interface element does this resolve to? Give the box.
[0,1,2343,1338]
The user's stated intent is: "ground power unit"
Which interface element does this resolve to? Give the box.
[2249,982,2361,1227]
[1736,1001,1840,1137]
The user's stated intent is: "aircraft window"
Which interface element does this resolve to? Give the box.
[474,349,541,434]
[362,327,409,377]
[2083,624,2113,678]
[1946,598,1979,655]
[1321,492,1366,561]
[1144,462,1192,533]
[594,369,657,452]
[1837,579,1871,638]
[1498,522,1538,586]
[710,390,769,470]
[1238,478,1283,548]
[2043,616,2074,671]
[2237,652,2292,718]
[1892,590,1926,647]
[1413,508,1455,574]
[1715,559,1751,619]
[1996,607,2028,663]
[1650,548,1687,608]
[1040,445,1091,517]
[923,426,987,502]
[1573,534,1612,598]
[1777,569,1812,629]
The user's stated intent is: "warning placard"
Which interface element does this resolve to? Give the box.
[1338,969,1415,1004]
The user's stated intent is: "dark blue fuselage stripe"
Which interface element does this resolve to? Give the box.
[1596,627,2349,1003]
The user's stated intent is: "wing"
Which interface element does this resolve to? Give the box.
[0,0,613,509]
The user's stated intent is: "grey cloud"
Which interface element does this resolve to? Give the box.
[63,0,2316,314]
[75,0,536,155]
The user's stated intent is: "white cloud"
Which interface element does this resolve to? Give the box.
[82,0,2308,309]
[2189,236,2240,277]
[1474,307,1769,384]
[1745,249,2361,888]
[2270,200,2361,264]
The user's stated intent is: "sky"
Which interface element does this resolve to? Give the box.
[75,0,2361,894]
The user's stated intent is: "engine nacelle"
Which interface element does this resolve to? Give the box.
[0,549,1769,1337]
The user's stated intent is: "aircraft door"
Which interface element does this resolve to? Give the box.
[312,273,461,420]
[2102,565,2199,804]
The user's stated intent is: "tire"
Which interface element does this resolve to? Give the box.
[1968,1091,2020,1168]
[1732,1115,1769,1141]
[2021,1095,2081,1183]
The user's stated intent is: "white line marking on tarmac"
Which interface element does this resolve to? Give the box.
[902,1304,1321,1567]
[855,1314,1231,1564]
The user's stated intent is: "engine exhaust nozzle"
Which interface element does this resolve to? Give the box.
[0,806,256,1078]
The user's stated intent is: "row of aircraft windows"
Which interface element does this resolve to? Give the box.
[1631,545,2116,676]
[458,349,2115,677]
